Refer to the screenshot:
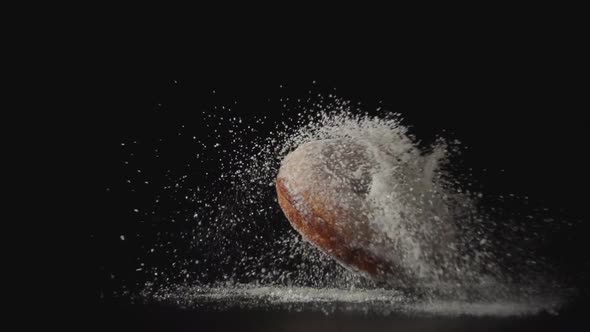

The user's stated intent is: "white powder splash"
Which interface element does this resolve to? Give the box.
[117,96,568,316]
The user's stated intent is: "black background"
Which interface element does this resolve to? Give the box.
[80,32,589,331]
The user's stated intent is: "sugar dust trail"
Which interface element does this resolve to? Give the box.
[114,95,572,317]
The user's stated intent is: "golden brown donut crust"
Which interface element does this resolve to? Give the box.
[276,177,396,279]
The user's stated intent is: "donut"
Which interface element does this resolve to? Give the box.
[276,139,407,281]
